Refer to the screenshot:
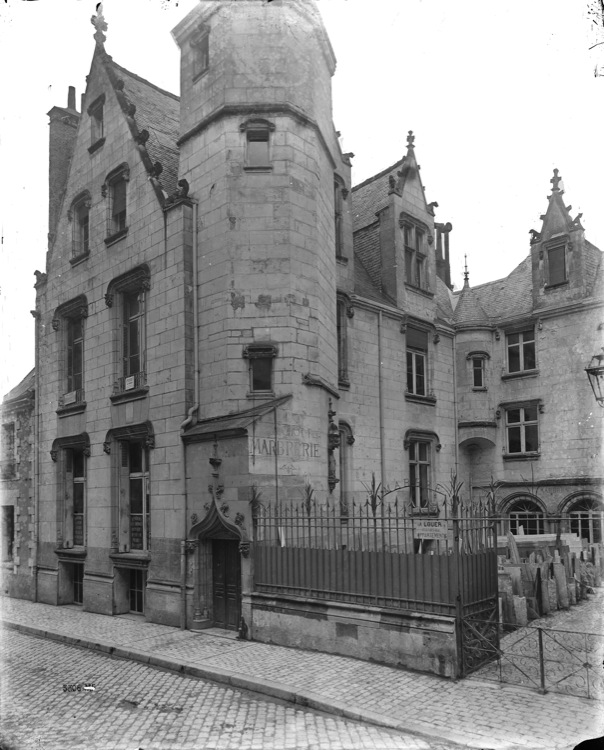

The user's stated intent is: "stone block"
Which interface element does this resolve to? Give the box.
[512,595,528,627]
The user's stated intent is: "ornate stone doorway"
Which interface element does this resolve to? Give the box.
[211,538,241,630]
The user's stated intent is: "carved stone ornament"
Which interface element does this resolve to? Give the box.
[400,317,408,334]
[219,502,230,517]
[184,540,198,553]
[346,434,355,446]
[346,304,354,319]
[234,513,245,528]
[135,129,150,145]
[203,502,210,512]
[50,450,58,463]
[191,513,199,525]
[51,318,60,332]
[104,292,113,308]
[83,446,91,458]
[111,531,119,549]
[101,183,108,199]
[239,541,250,558]
[145,435,155,450]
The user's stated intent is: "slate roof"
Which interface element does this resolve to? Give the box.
[3,369,35,404]
[182,395,293,440]
[109,60,181,197]
[453,283,491,326]
[434,277,455,323]
[351,159,404,233]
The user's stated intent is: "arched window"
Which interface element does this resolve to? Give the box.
[507,497,544,535]
[567,496,603,544]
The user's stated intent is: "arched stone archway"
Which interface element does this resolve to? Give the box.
[559,493,604,544]
[188,494,251,632]
[499,493,546,536]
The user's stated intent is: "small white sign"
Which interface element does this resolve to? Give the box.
[63,391,77,405]
[124,376,135,390]
[414,519,451,540]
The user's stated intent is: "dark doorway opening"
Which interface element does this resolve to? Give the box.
[212,539,241,630]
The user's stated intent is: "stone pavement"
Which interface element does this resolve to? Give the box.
[1,595,603,750]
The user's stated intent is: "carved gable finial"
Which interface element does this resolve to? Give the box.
[550,168,562,193]
[91,3,108,47]
[406,130,415,149]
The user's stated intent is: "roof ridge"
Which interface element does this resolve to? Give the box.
[352,158,405,193]
[110,60,180,102]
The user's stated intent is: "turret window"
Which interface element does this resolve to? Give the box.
[243,344,277,394]
[191,28,210,80]
[240,118,275,172]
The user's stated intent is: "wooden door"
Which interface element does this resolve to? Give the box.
[212,539,241,630]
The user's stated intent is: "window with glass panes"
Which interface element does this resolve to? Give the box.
[129,569,145,613]
[67,317,84,394]
[65,448,86,546]
[403,224,426,288]
[508,498,544,535]
[409,441,430,508]
[122,291,144,380]
[74,199,90,257]
[505,405,539,454]
[246,128,269,168]
[547,244,566,285]
[122,441,150,551]
[111,177,127,233]
[406,328,428,396]
[506,329,535,373]
[472,357,485,388]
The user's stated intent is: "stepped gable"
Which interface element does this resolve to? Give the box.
[108,61,181,197]
[3,369,35,403]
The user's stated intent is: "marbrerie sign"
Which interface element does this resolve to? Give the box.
[413,519,451,540]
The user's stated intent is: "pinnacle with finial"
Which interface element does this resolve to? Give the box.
[406,130,415,149]
[463,255,469,287]
[91,3,108,47]
[550,168,561,193]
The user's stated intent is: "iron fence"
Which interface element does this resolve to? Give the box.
[468,621,604,700]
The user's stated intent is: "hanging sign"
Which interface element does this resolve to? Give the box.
[414,519,451,540]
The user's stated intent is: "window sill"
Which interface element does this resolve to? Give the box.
[544,280,569,291]
[88,137,106,155]
[243,166,273,173]
[336,255,348,265]
[110,386,149,405]
[405,392,436,406]
[404,283,434,299]
[69,251,90,267]
[109,551,150,569]
[246,391,276,400]
[501,369,539,381]
[56,401,87,417]
[338,378,350,390]
[472,386,488,392]
[54,546,87,560]
[503,452,540,462]
[104,227,129,247]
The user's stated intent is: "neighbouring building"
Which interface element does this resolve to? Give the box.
[4,0,602,677]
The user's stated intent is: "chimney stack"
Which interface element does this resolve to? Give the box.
[67,86,76,111]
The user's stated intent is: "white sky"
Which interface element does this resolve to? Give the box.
[1,0,602,395]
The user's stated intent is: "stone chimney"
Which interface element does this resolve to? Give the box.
[47,87,80,245]
[435,222,453,290]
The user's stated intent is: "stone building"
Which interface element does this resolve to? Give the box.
[5,0,601,670]
[1,369,35,599]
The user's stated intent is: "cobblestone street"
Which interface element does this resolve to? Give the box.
[0,630,461,750]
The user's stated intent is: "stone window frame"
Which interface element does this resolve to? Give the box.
[67,190,92,265]
[500,493,546,536]
[399,212,431,294]
[543,235,570,289]
[499,398,542,460]
[336,292,353,389]
[242,343,277,396]
[51,433,91,551]
[102,163,130,246]
[403,429,441,514]
[191,25,210,81]
[466,350,490,391]
[240,118,275,172]
[503,326,537,378]
[52,295,89,416]
[404,321,436,405]
[103,422,155,555]
[334,174,348,260]
[105,265,151,404]
[87,94,105,154]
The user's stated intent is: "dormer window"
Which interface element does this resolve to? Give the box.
[103,164,130,245]
[546,241,567,286]
[400,214,429,291]
[87,94,105,154]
